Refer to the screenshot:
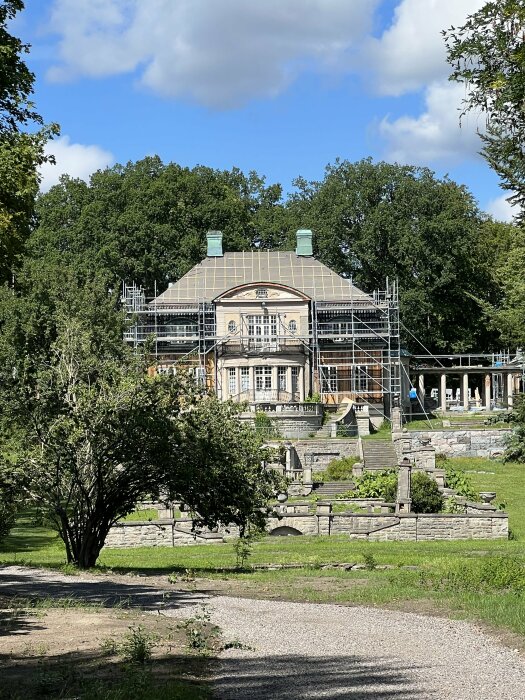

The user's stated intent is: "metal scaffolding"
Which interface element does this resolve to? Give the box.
[122,279,401,417]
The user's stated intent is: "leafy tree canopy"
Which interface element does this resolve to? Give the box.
[32,158,291,296]
[444,0,525,218]
[288,159,498,352]
[0,277,282,568]
[0,0,58,284]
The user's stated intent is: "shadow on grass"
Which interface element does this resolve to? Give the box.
[97,563,258,577]
[0,529,61,555]
[0,568,207,611]
[0,647,427,700]
[0,649,210,700]
[0,609,46,638]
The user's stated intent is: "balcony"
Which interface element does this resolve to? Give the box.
[218,337,306,356]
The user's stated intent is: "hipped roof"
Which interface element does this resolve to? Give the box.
[154,251,372,303]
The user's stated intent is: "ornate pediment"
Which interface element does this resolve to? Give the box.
[217,283,309,302]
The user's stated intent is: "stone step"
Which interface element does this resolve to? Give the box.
[314,481,354,495]
[362,441,397,470]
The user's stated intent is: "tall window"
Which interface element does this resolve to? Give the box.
[240,367,250,392]
[255,366,272,392]
[291,367,299,397]
[228,367,236,396]
[352,366,369,392]
[321,366,337,393]
[247,315,277,347]
[278,366,287,392]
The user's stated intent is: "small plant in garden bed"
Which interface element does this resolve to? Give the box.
[351,469,397,501]
[101,625,158,664]
[178,606,219,655]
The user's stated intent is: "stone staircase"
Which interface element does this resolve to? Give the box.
[313,481,354,496]
[315,401,357,438]
[362,441,398,470]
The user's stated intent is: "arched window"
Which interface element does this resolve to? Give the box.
[289,320,297,333]
[228,320,237,333]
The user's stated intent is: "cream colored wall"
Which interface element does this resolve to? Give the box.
[216,285,309,338]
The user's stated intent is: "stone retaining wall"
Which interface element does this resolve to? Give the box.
[240,413,322,438]
[106,510,508,547]
[293,439,358,471]
[408,429,509,458]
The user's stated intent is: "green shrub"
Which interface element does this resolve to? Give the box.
[324,456,359,481]
[410,471,443,513]
[254,411,281,438]
[352,469,397,501]
[443,462,478,501]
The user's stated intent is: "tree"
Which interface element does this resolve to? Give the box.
[0,314,281,568]
[32,159,287,296]
[287,159,498,352]
[444,1,525,218]
[504,394,525,463]
[0,0,58,284]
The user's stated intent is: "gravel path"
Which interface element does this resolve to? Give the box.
[169,596,525,700]
[2,566,525,699]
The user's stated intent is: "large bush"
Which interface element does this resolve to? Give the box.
[442,461,478,501]
[352,469,398,501]
[410,471,444,513]
[504,394,525,463]
[324,456,359,481]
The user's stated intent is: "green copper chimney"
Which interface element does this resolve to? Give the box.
[207,230,223,257]
[296,229,313,256]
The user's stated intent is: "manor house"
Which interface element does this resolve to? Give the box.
[123,230,404,431]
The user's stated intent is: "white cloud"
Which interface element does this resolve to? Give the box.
[46,0,378,108]
[485,194,519,223]
[378,81,484,164]
[366,0,485,96]
[39,135,114,192]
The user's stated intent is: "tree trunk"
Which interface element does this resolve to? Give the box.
[60,516,110,569]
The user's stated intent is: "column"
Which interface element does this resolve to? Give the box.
[299,366,305,402]
[271,365,278,400]
[287,366,293,400]
[418,374,425,406]
[484,373,491,411]
[221,367,228,401]
[304,357,311,398]
[249,365,255,401]
[440,373,447,413]
[396,458,412,514]
[462,373,469,410]
[507,372,514,409]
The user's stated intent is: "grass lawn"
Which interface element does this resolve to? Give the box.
[1,457,525,644]
[406,416,510,430]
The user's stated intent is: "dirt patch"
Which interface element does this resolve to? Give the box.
[0,599,210,699]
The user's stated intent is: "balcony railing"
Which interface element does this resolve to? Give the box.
[219,337,306,356]
[245,401,323,416]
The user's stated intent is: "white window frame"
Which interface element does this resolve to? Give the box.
[321,365,337,393]
[240,367,250,392]
[228,367,236,396]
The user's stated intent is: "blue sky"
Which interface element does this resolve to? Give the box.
[15,0,514,221]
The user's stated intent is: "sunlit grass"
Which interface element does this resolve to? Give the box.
[2,456,525,640]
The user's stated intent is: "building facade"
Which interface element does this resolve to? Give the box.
[123,230,402,421]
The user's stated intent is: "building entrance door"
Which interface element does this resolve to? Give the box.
[255,366,272,400]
